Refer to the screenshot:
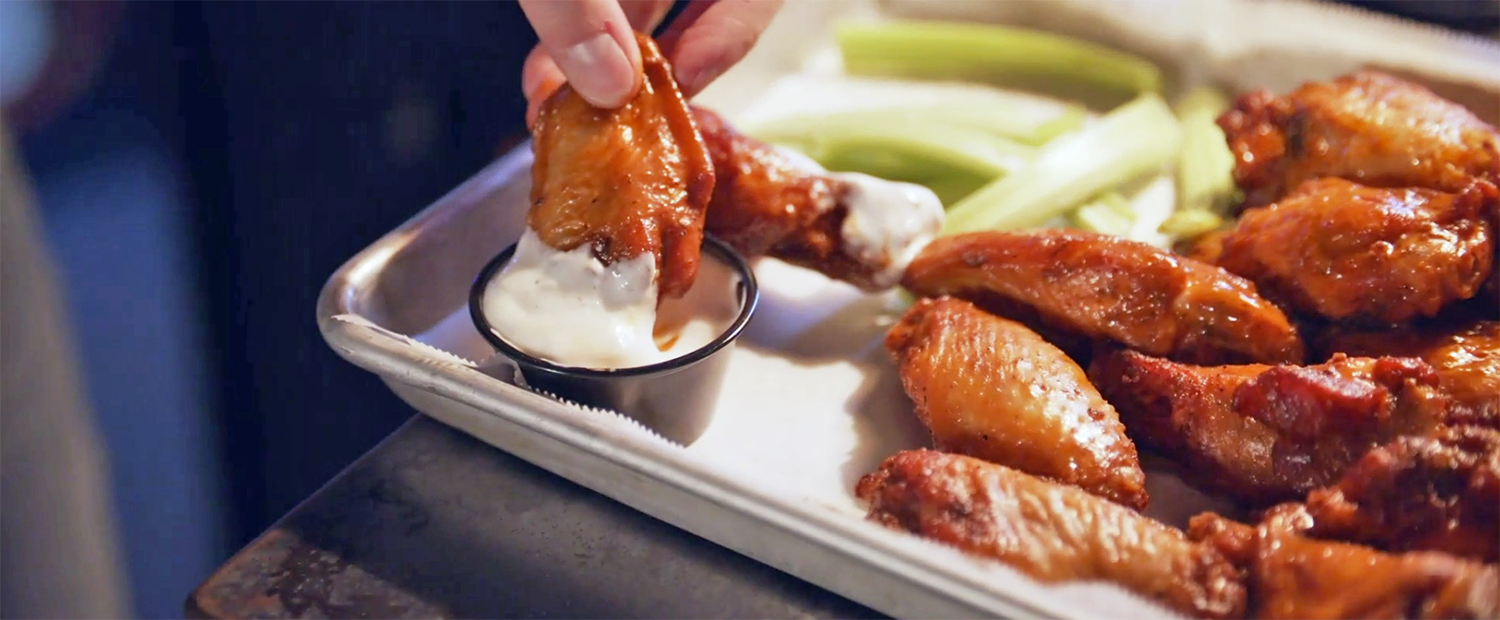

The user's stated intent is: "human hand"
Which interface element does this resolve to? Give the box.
[518,0,783,126]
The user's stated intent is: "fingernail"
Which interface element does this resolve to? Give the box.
[555,32,637,107]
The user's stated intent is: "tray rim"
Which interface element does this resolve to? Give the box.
[315,145,1119,620]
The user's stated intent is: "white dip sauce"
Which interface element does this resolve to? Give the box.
[773,147,945,289]
[834,172,945,289]
[481,229,742,370]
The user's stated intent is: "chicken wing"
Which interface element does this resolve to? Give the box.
[856,450,1245,619]
[902,230,1306,366]
[1218,71,1500,209]
[1215,177,1496,325]
[1188,513,1500,620]
[693,106,943,291]
[885,297,1148,508]
[527,33,715,299]
[1088,348,1451,505]
[1259,426,1500,563]
[1317,321,1499,429]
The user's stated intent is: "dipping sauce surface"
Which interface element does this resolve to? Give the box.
[481,230,743,370]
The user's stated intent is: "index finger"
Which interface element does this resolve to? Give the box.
[519,0,643,108]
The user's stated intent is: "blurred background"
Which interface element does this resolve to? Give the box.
[0,1,1494,618]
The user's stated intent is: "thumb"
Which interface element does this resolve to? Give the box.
[518,0,642,108]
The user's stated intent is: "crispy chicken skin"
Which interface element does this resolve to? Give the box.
[1216,177,1497,325]
[694,106,929,291]
[1317,321,1499,429]
[884,297,1148,509]
[902,230,1306,366]
[527,33,715,300]
[856,450,1246,619]
[1188,513,1500,620]
[1088,348,1451,505]
[1219,71,1500,209]
[1259,426,1500,563]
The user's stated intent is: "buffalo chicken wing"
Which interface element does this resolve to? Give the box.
[1218,71,1500,209]
[1189,513,1499,620]
[885,297,1148,509]
[527,33,715,299]
[902,230,1306,366]
[858,450,1246,619]
[1259,426,1500,563]
[1317,320,1499,429]
[694,106,943,291]
[1215,177,1496,325]
[1088,348,1451,505]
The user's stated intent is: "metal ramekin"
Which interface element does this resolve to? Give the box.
[469,236,759,445]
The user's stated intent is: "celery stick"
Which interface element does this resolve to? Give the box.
[1167,86,1239,229]
[817,148,992,205]
[1069,193,1135,236]
[755,104,1086,146]
[1159,210,1226,238]
[921,174,992,207]
[756,118,1035,180]
[944,94,1183,235]
[837,21,1163,110]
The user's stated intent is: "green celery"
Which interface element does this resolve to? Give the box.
[1069,193,1136,237]
[837,21,1163,110]
[1162,86,1239,238]
[943,93,1184,235]
[754,104,1086,146]
[756,117,1035,180]
[1158,209,1226,238]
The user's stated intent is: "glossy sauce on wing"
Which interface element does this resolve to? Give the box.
[1216,177,1496,325]
[902,229,1306,365]
[527,32,714,300]
[857,451,1245,620]
[1219,71,1500,209]
[885,297,1148,509]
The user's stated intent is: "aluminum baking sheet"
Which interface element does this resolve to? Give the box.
[318,2,1500,618]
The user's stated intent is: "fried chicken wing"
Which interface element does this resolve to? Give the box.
[856,450,1245,619]
[1259,426,1500,563]
[1188,513,1500,620]
[1216,177,1497,325]
[527,33,715,299]
[1219,71,1500,209]
[693,107,943,291]
[1088,348,1451,505]
[884,297,1148,509]
[902,230,1306,366]
[1318,321,1499,428]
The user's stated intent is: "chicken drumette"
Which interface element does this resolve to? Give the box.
[1088,348,1452,505]
[1214,177,1496,325]
[1218,71,1500,209]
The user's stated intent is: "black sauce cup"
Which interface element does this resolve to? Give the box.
[469,236,759,445]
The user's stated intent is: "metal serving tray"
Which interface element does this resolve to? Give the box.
[318,2,1500,618]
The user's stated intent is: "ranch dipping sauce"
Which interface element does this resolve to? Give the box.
[835,172,945,289]
[774,147,945,289]
[480,229,743,370]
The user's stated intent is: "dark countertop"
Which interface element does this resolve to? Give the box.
[187,414,884,619]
